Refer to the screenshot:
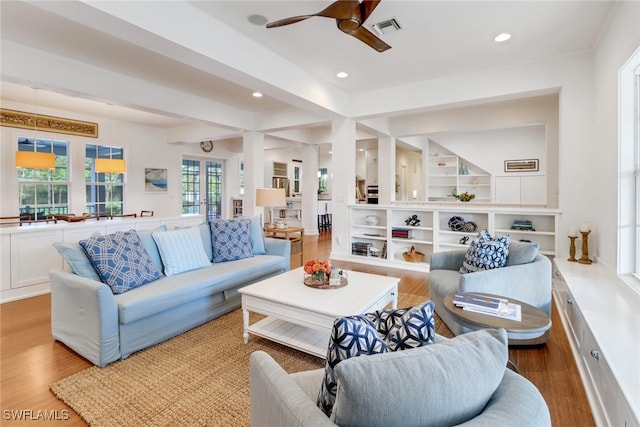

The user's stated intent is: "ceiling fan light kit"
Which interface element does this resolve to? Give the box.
[266,0,391,52]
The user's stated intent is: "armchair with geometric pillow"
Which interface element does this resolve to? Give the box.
[429,231,552,337]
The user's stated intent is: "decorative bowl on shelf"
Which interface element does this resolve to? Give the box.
[365,215,379,226]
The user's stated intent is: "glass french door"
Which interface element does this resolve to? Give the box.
[182,158,223,221]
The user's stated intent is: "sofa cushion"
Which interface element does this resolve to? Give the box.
[460,229,510,274]
[317,315,389,416]
[53,241,101,281]
[506,240,539,266]
[330,328,509,427]
[248,214,266,255]
[211,218,254,262]
[114,254,286,324]
[152,227,211,276]
[134,225,167,270]
[79,230,163,294]
[383,300,436,351]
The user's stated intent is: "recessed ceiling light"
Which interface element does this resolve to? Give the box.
[336,71,349,79]
[252,91,263,98]
[494,33,512,42]
[248,14,268,26]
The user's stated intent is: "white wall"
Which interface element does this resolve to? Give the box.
[591,1,640,270]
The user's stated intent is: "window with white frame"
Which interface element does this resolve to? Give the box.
[85,144,124,215]
[618,47,640,293]
[17,137,69,220]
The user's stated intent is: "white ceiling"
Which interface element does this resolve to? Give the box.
[0,0,618,141]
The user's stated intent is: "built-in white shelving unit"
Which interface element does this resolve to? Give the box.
[428,142,492,202]
[343,205,560,272]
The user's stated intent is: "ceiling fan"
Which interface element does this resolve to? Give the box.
[266,0,391,52]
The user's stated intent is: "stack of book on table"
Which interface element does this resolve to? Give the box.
[453,292,522,321]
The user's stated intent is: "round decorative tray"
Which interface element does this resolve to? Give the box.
[303,276,348,289]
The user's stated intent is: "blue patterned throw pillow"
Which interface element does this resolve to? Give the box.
[317,315,389,416]
[460,229,510,274]
[383,301,436,351]
[210,218,254,263]
[79,230,163,294]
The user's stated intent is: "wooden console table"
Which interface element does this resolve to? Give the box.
[264,226,304,269]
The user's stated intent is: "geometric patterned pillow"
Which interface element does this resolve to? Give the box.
[460,229,509,274]
[210,218,254,263]
[365,307,410,336]
[317,315,389,416]
[79,230,164,294]
[383,300,436,351]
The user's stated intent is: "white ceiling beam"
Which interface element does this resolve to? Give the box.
[1,41,255,132]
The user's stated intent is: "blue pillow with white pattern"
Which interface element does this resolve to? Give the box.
[317,315,389,416]
[210,218,254,263]
[374,301,436,351]
[460,229,510,274]
[79,230,163,294]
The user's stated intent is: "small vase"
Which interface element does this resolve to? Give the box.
[311,272,326,285]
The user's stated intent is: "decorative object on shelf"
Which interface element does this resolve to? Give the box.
[459,236,470,245]
[402,246,425,263]
[459,162,469,175]
[404,214,421,226]
[578,223,593,265]
[365,215,379,226]
[511,219,535,231]
[381,240,387,259]
[448,216,466,231]
[463,221,478,232]
[567,236,578,262]
[451,191,475,202]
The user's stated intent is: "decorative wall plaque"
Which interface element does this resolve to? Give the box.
[0,108,98,138]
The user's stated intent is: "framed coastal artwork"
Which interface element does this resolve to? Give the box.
[144,168,168,193]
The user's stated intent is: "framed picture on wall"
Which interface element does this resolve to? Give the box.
[504,159,539,172]
[144,168,168,193]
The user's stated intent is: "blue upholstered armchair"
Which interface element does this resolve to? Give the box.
[429,244,552,337]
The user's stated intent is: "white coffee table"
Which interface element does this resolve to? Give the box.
[238,267,399,358]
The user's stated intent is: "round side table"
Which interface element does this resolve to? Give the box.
[443,292,551,346]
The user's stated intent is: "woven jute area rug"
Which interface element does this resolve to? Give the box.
[51,293,452,426]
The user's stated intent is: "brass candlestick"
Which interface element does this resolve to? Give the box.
[567,236,577,262]
[578,230,593,265]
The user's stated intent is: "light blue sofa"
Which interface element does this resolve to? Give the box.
[250,329,551,426]
[50,225,290,367]
[429,245,552,337]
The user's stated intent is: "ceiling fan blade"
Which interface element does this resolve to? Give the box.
[346,26,391,52]
[266,15,313,28]
[359,0,382,21]
[315,0,361,20]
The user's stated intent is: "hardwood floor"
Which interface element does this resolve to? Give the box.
[1,231,593,426]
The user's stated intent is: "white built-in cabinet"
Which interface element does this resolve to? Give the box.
[495,176,547,205]
[0,215,204,303]
[553,259,639,426]
[345,205,559,272]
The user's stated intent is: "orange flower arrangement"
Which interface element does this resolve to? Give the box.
[304,259,331,275]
